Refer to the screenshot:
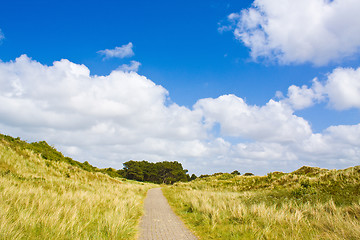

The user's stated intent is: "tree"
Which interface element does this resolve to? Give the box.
[121,160,190,184]
[123,160,144,181]
[190,174,197,181]
[244,172,254,176]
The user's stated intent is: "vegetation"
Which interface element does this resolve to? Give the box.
[0,134,155,239]
[0,134,109,175]
[2,133,360,239]
[119,160,190,184]
[0,134,193,184]
[163,166,360,239]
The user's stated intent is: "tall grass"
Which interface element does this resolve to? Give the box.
[0,143,154,240]
[163,166,360,239]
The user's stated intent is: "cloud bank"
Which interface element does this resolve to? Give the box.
[98,42,134,59]
[0,55,359,174]
[222,0,360,65]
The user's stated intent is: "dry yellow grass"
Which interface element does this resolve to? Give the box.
[163,170,360,240]
[0,143,154,240]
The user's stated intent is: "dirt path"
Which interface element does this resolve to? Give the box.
[138,188,198,240]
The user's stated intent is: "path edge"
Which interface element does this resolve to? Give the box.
[160,187,200,239]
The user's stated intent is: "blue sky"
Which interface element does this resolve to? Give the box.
[1,0,360,175]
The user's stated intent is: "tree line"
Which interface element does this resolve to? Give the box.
[116,160,197,184]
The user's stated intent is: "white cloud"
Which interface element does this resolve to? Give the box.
[224,0,360,65]
[117,60,141,72]
[194,95,312,143]
[323,67,360,110]
[0,55,205,139]
[279,66,360,111]
[0,29,4,43]
[283,79,324,110]
[296,124,360,166]
[97,42,134,59]
[0,55,359,175]
[0,55,208,168]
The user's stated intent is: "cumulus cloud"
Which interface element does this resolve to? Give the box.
[279,66,360,111]
[282,80,324,110]
[222,0,360,65]
[0,55,209,169]
[97,42,134,59]
[195,95,312,143]
[323,67,360,110]
[0,55,359,175]
[0,55,205,139]
[296,124,360,166]
[117,60,141,72]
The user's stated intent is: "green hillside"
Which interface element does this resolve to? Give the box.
[0,134,154,240]
[164,166,360,239]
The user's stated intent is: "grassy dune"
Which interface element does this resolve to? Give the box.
[163,167,360,239]
[0,139,154,240]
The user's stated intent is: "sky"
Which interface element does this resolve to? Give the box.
[0,0,360,175]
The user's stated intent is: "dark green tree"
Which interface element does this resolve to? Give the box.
[121,160,190,184]
[123,160,144,181]
[190,174,197,181]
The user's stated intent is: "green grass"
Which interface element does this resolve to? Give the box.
[163,166,360,239]
[0,138,156,239]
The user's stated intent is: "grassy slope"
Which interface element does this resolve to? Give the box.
[163,166,360,240]
[0,136,155,240]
